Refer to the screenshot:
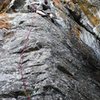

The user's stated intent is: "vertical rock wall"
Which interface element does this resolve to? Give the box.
[0,0,100,100]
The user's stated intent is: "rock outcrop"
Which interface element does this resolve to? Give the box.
[0,0,100,100]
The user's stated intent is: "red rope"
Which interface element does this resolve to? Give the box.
[18,27,32,100]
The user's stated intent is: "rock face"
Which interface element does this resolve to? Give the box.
[0,0,100,100]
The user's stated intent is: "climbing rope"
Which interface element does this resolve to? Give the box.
[18,25,32,100]
[17,0,52,99]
